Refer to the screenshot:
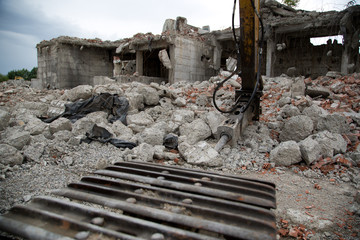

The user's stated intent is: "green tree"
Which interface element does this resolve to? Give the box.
[0,73,9,82]
[7,67,37,81]
[29,67,38,79]
[282,0,300,8]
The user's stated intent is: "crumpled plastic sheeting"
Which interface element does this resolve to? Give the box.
[43,93,129,125]
[81,124,137,149]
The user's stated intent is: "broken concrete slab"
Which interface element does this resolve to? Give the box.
[179,118,212,145]
[23,142,46,163]
[1,128,31,150]
[317,113,350,134]
[312,131,348,158]
[158,49,172,69]
[125,92,145,112]
[270,141,302,166]
[49,117,72,134]
[24,118,49,136]
[60,85,93,102]
[0,109,10,131]
[299,137,322,165]
[302,104,328,127]
[279,115,314,142]
[171,109,195,124]
[305,86,331,98]
[133,143,155,162]
[138,85,160,106]
[203,111,228,136]
[0,144,23,166]
[127,111,154,126]
[93,83,124,96]
[279,104,301,118]
[179,141,222,167]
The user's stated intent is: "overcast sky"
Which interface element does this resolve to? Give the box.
[0,0,351,75]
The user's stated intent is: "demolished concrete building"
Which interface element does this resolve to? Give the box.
[34,1,360,89]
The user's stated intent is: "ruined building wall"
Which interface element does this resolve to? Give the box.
[37,45,58,88]
[173,36,215,83]
[270,38,343,77]
[37,44,114,89]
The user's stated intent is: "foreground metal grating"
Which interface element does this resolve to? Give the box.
[0,161,277,240]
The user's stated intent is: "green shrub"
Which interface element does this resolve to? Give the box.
[0,73,9,82]
[7,67,37,81]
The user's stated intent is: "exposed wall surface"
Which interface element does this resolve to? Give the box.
[270,38,343,78]
[173,36,215,83]
[37,45,59,89]
[37,43,114,89]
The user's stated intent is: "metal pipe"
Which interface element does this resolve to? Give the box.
[215,134,230,152]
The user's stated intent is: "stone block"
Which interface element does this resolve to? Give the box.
[317,113,350,134]
[179,119,211,145]
[1,128,31,150]
[0,109,10,131]
[0,144,23,166]
[280,115,314,142]
[179,141,222,167]
[312,131,347,157]
[49,117,72,134]
[299,137,321,165]
[270,141,302,166]
[127,112,154,126]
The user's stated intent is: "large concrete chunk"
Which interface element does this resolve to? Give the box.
[171,109,195,124]
[133,143,155,162]
[279,115,314,142]
[138,86,160,106]
[140,126,166,146]
[270,141,302,166]
[299,137,321,165]
[317,113,350,134]
[204,111,227,136]
[127,112,154,126]
[0,109,10,131]
[25,118,49,135]
[179,141,222,167]
[1,128,31,150]
[302,104,327,127]
[280,104,301,118]
[0,144,23,166]
[179,119,211,145]
[61,85,93,101]
[312,131,347,157]
[49,117,72,134]
[125,92,144,112]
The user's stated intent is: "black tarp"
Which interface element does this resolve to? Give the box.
[81,124,137,149]
[43,93,129,125]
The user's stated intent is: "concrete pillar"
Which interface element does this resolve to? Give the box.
[266,39,275,77]
[136,51,143,76]
[341,44,350,75]
[168,45,175,84]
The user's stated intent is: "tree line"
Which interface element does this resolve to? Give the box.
[0,67,38,82]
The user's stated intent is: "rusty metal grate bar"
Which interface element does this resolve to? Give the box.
[0,161,277,240]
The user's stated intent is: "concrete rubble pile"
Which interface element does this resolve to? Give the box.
[0,71,360,238]
[1,71,360,178]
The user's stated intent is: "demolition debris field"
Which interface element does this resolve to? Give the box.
[0,71,359,239]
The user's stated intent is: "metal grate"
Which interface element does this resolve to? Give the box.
[0,161,277,240]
